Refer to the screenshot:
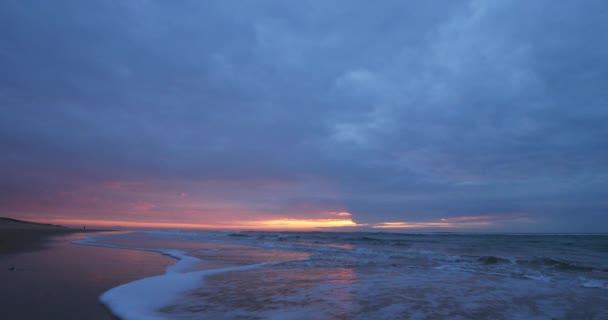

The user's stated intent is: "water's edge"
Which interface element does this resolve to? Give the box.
[73,233,276,320]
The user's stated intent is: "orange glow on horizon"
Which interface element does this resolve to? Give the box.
[31,212,528,231]
[34,216,361,231]
[373,213,529,229]
[244,218,360,229]
[440,213,527,222]
[373,221,492,229]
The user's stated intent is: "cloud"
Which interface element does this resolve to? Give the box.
[1,0,607,232]
[372,213,531,230]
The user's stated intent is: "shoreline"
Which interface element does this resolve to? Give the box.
[0,228,112,256]
[0,217,113,256]
[0,229,176,319]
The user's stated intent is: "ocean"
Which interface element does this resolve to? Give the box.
[75,231,608,319]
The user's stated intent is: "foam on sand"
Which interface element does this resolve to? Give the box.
[101,258,273,320]
[75,233,275,320]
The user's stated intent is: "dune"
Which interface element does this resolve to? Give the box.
[0,217,68,230]
[0,217,99,255]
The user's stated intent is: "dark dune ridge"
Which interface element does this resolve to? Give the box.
[0,217,66,228]
[0,217,103,255]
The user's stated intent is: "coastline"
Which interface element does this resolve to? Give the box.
[0,228,105,256]
[0,228,176,319]
[0,217,111,256]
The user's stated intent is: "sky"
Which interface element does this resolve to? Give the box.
[1,0,607,232]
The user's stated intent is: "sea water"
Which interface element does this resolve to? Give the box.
[75,231,608,319]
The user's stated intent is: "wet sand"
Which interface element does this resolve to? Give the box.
[0,229,176,319]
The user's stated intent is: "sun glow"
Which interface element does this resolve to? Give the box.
[373,221,492,229]
[245,218,359,230]
[33,212,525,231]
[36,216,360,231]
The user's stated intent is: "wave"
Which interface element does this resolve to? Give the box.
[74,233,280,320]
[101,261,275,320]
[70,231,608,320]
[516,257,594,272]
[579,278,608,289]
[477,256,511,265]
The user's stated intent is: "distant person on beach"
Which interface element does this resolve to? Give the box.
[83,226,86,230]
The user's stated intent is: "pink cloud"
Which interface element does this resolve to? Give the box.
[106,181,145,189]
[373,213,530,229]
[440,213,527,222]
[132,202,156,212]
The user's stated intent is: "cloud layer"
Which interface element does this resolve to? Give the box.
[1,0,607,231]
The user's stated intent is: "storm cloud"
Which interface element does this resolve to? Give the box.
[1,0,607,231]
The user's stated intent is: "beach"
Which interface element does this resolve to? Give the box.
[0,219,175,319]
[2,220,607,319]
[85,230,608,319]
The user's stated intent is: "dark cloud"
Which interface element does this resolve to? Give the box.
[1,0,607,231]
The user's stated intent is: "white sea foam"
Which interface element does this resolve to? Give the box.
[101,261,274,320]
[75,233,276,320]
[579,278,608,289]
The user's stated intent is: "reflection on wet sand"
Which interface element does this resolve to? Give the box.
[0,232,175,320]
[160,265,357,318]
[90,231,311,269]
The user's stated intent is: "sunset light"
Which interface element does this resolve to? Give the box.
[2,1,607,319]
[36,215,361,231]
[244,217,360,230]
[372,221,492,229]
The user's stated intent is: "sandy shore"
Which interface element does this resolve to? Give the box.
[0,219,176,319]
[0,217,102,255]
[0,228,97,255]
